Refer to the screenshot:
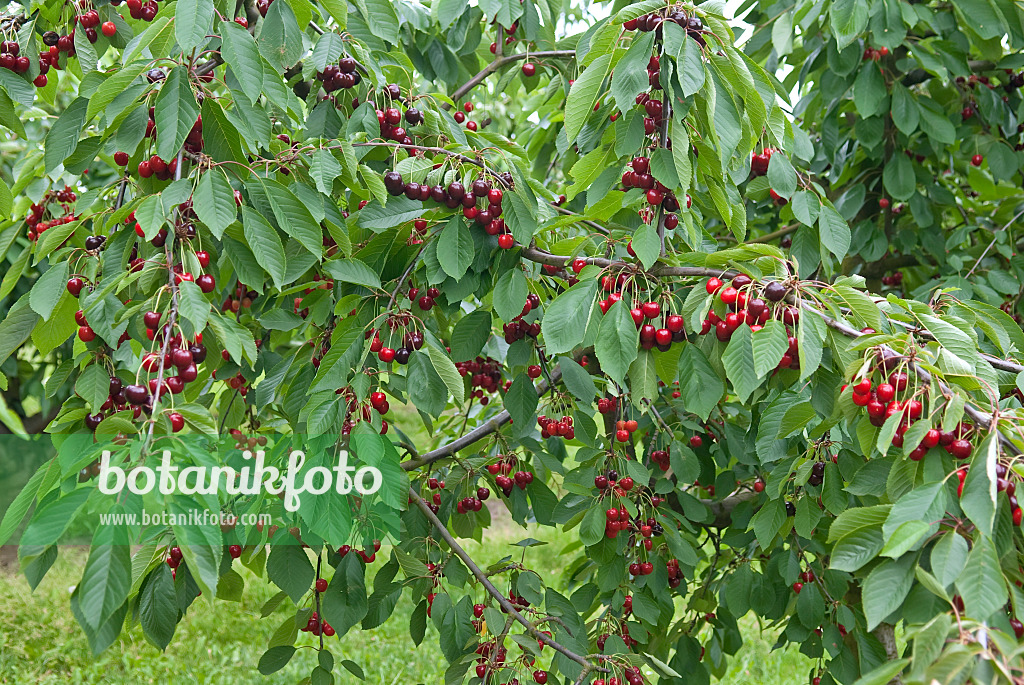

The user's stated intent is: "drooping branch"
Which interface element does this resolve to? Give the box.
[448,51,576,107]
[408,487,608,673]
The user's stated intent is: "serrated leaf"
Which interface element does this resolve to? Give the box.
[425,344,465,405]
[220,21,264,104]
[154,66,199,162]
[493,268,528,323]
[30,261,69,321]
[241,207,287,288]
[818,205,851,261]
[565,53,611,143]
[595,299,638,386]
[193,169,236,238]
[862,555,914,630]
[558,355,597,402]
[176,0,215,54]
[176,280,210,332]
[437,216,474,281]
[721,325,758,402]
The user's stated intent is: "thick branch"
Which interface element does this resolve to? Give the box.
[408,487,607,673]
[448,51,576,107]
[901,60,993,87]
[401,364,563,471]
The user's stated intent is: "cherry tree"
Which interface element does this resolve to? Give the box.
[1,0,1024,682]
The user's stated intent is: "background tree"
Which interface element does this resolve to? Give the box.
[0,0,1023,683]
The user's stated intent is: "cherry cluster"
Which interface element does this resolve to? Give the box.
[137,152,179,180]
[620,155,687,224]
[456,356,505,404]
[223,281,258,312]
[700,277,798,365]
[453,101,483,132]
[366,319,425,366]
[315,56,363,92]
[229,429,267,450]
[410,284,440,310]
[0,40,30,76]
[880,270,904,287]
[650,447,670,471]
[596,625,638,651]
[487,17,521,55]
[862,46,890,61]
[537,414,574,440]
[338,540,380,564]
[301,611,336,637]
[375,105,424,149]
[25,188,78,241]
[613,418,640,443]
[119,0,160,21]
[502,292,542,343]
[623,6,705,40]
[255,0,276,17]
[596,396,619,415]
[383,171,517,247]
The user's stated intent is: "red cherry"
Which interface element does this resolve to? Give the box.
[792,582,803,594]
[521,63,536,77]
[195,250,211,268]
[101,21,116,36]
[689,435,703,448]
[971,154,983,166]
[498,233,514,249]
[315,578,328,593]
[706,277,722,294]
[378,347,396,362]
[168,412,185,432]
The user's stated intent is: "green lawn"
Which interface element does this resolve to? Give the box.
[0,525,811,684]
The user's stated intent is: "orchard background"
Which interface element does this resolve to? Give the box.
[1,0,1024,682]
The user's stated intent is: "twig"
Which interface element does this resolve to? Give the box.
[401,365,563,471]
[448,51,576,107]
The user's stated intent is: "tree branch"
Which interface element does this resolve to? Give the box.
[448,51,576,107]
[401,364,563,471]
[408,487,608,673]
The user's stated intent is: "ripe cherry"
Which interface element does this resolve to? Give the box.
[168,412,185,432]
[689,435,703,448]
[706,277,722,294]
[67,277,84,296]
[522,63,536,77]
[315,578,328,593]
[101,21,116,36]
[378,347,396,363]
[228,545,242,558]
[498,233,514,249]
[971,154,983,166]
[196,274,216,293]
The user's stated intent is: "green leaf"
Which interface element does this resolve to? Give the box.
[44,97,88,173]
[627,349,658,404]
[450,311,491,362]
[767,153,798,198]
[853,64,886,118]
[0,86,26,137]
[564,53,611,143]
[425,343,465,405]
[862,555,914,630]
[176,280,210,332]
[241,207,287,288]
[154,66,199,161]
[790,191,820,227]
[175,0,215,54]
[721,325,758,402]
[542,279,597,355]
[830,0,869,49]
[311,149,343,195]
[677,343,724,421]
[595,300,639,386]
[918,98,955,145]
[611,32,655,116]
[322,257,381,290]
[139,565,177,650]
[493,268,528,323]
[258,0,303,71]
[879,521,931,558]
[503,186,538,246]
[193,169,236,238]
[891,83,919,135]
[266,544,315,603]
[818,205,851,261]
[960,435,998,535]
[361,0,400,44]
[321,553,368,637]
[220,21,264,104]
[830,526,885,572]
[883,153,915,201]
[29,261,69,321]
[751,320,787,378]
[558,356,597,402]
[853,660,910,685]
[669,24,705,97]
[750,498,786,547]
[260,179,324,258]
[78,524,132,630]
[258,646,296,675]
[437,216,474,281]
[504,374,538,430]
[631,223,660,270]
[955,535,1006,621]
